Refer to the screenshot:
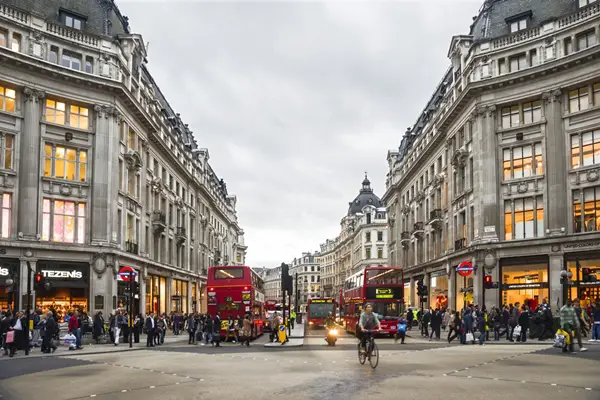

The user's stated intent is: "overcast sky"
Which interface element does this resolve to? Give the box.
[120,0,480,268]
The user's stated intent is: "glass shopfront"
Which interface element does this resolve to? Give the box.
[455,266,474,311]
[171,279,189,313]
[500,259,549,310]
[403,280,410,307]
[192,282,197,313]
[565,254,600,307]
[429,270,448,310]
[0,260,19,311]
[146,275,166,315]
[35,261,89,322]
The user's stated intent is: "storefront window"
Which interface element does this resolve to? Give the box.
[171,279,189,313]
[192,282,197,313]
[35,262,89,322]
[403,280,410,307]
[566,259,600,307]
[146,275,167,315]
[0,261,19,310]
[500,263,548,310]
[429,271,448,310]
[455,273,473,311]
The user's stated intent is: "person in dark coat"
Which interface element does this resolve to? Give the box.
[93,311,105,344]
[8,311,29,357]
[145,312,155,347]
[134,314,143,343]
[1,311,11,355]
[187,313,197,344]
[212,313,221,347]
[518,305,530,343]
[429,309,442,340]
[43,311,58,353]
[203,314,213,345]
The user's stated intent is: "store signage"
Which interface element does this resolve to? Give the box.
[41,270,82,279]
[430,270,446,278]
[118,266,137,282]
[456,261,474,277]
[564,241,600,249]
[502,282,549,290]
[0,267,8,276]
[579,281,600,287]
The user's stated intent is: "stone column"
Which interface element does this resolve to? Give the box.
[445,262,454,311]
[549,254,565,308]
[90,106,112,245]
[166,276,173,313]
[543,89,567,236]
[479,106,500,242]
[139,266,147,314]
[409,276,415,307]
[445,139,454,251]
[187,279,192,314]
[19,259,36,311]
[472,254,483,306]
[18,88,45,240]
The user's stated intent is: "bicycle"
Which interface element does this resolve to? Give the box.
[357,329,379,369]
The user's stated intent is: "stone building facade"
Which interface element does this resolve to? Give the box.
[289,252,320,312]
[263,265,282,302]
[0,0,247,318]
[383,0,600,312]
[318,176,388,299]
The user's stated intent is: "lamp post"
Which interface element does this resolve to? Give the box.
[5,277,14,311]
[560,269,573,307]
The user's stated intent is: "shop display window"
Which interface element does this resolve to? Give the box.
[36,287,88,322]
[429,273,448,310]
[501,263,548,309]
[566,259,600,307]
[455,274,473,311]
[403,281,410,307]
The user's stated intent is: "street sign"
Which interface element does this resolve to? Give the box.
[277,324,287,344]
[118,266,137,282]
[456,261,474,277]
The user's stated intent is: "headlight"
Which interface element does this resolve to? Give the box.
[309,321,314,325]
[330,329,338,335]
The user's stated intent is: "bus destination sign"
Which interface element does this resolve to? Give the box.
[366,286,403,300]
[311,299,333,303]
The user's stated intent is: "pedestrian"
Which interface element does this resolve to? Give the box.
[68,310,83,350]
[478,310,488,345]
[560,299,587,352]
[187,313,197,344]
[517,305,530,343]
[448,311,462,344]
[145,312,155,347]
[42,311,57,353]
[212,313,221,347]
[394,314,408,344]
[406,308,414,331]
[110,310,122,346]
[429,308,442,341]
[1,311,10,356]
[8,311,29,357]
[290,310,296,330]
[241,313,252,347]
[508,302,520,342]
[203,313,213,345]
[591,302,600,342]
[227,316,237,343]
[93,311,105,344]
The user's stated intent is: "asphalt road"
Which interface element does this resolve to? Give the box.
[1,336,599,400]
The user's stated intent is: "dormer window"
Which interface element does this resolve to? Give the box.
[60,9,86,31]
[506,10,532,34]
[510,19,527,33]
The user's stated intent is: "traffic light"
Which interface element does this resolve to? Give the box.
[484,275,492,289]
[281,263,293,293]
[34,272,43,289]
[416,280,424,296]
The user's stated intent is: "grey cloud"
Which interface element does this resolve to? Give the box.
[120,0,480,267]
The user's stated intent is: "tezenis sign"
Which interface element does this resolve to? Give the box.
[41,270,83,279]
[0,267,8,276]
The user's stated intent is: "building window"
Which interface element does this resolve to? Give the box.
[45,99,66,124]
[128,129,137,150]
[365,247,371,259]
[502,143,543,180]
[365,232,371,242]
[510,19,527,33]
[44,144,87,182]
[61,51,81,71]
[577,30,597,51]
[0,85,16,113]
[594,83,600,107]
[85,56,93,74]
[579,0,599,7]
[569,86,589,113]
[573,187,600,233]
[0,134,14,170]
[69,105,89,129]
[504,196,544,240]
[0,193,10,238]
[11,33,20,52]
[509,53,526,72]
[501,105,520,128]
[42,198,86,243]
[49,46,58,64]
[377,231,383,241]
[377,248,383,259]
[0,29,6,47]
[522,101,542,124]
[571,130,600,168]
[62,12,85,30]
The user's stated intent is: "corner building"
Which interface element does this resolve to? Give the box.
[384,0,600,312]
[0,0,247,318]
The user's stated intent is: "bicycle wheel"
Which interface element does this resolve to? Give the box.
[369,342,379,369]
[358,342,366,365]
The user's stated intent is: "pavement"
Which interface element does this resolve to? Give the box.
[1,330,599,400]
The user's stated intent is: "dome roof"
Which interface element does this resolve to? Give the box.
[348,174,383,216]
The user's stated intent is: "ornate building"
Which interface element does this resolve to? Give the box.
[318,175,388,299]
[264,265,282,302]
[384,0,600,312]
[0,0,247,317]
[289,252,320,312]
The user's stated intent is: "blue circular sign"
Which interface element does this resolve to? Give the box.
[279,325,285,332]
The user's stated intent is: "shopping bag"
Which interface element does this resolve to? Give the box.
[63,334,76,346]
[513,325,522,338]
[5,330,14,344]
[465,332,474,342]
[553,334,566,348]
[556,329,571,345]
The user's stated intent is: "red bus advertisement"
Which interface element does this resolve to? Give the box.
[306,298,336,329]
[264,300,280,312]
[207,266,265,339]
[343,266,404,336]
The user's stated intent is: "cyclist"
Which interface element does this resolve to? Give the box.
[359,303,381,353]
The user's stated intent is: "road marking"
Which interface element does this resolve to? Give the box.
[442,374,447,376]
[521,381,526,383]
[175,383,180,385]
[121,390,127,393]
[149,386,155,389]
[551,384,557,386]
[467,376,472,379]
[585,388,592,391]
[172,374,177,376]
[90,396,96,398]
[200,379,204,382]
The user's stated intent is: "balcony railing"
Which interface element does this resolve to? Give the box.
[46,22,100,47]
[125,241,138,254]
[412,222,425,240]
[175,227,186,245]
[454,237,467,251]
[151,210,166,234]
[429,209,443,221]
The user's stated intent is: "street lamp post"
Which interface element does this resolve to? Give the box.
[560,269,573,307]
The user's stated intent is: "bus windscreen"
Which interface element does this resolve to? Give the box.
[309,302,335,318]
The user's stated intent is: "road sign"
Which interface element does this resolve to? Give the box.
[456,261,474,277]
[278,324,287,344]
[118,266,137,282]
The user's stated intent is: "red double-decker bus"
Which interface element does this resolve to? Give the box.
[306,297,336,329]
[207,266,265,339]
[343,266,404,336]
